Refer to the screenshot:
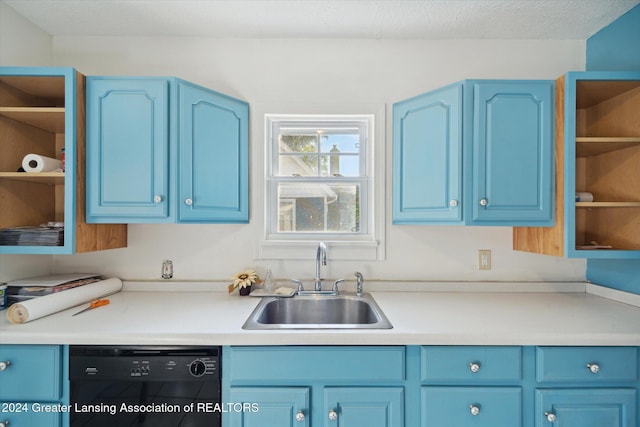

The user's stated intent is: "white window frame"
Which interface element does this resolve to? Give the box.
[256,105,385,261]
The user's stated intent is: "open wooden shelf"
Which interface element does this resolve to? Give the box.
[576,137,640,157]
[0,172,64,185]
[0,67,127,254]
[0,107,65,133]
[576,201,640,208]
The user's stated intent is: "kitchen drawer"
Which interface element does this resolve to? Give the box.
[226,346,405,383]
[0,404,62,427]
[421,346,521,382]
[536,347,638,383]
[0,345,62,401]
[422,386,521,427]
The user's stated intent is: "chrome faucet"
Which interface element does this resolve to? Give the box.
[314,242,327,291]
[355,272,364,296]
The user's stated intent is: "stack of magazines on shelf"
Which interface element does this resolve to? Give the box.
[5,273,102,307]
[0,223,64,246]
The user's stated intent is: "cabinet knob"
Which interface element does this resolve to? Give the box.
[587,363,600,374]
[479,198,488,206]
[295,411,305,422]
[469,404,481,416]
[469,362,481,373]
[449,199,458,207]
[154,195,163,203]
[0,420,9,427]
[0,361,10,371]
[185,198,193,206]
[328,409,338,421]
[545,411,557,423]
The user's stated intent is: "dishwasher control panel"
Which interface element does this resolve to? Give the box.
[69,346,220,381]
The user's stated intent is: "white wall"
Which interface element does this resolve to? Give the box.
[48,36,586,284]
[0,0,52,66]
[0,1,54,282]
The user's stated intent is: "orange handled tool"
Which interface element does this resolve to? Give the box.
[72,299,110,316]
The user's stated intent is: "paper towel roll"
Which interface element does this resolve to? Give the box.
[21,153,63,173]
[575,192,594,202]
[6,278,122,324]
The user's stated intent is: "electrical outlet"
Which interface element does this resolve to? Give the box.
[478,249,491,270]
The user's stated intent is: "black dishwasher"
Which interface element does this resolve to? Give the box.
[69,346,221,427]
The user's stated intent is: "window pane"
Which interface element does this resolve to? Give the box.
[320,133,360,154]
[279,134,317,153]
[277,183,360,233]
[327,153,360,177]
[278,154,324,176]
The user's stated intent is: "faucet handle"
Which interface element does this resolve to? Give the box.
[332,279,345,293]
[354,272,364,296]
[291,279,304,292]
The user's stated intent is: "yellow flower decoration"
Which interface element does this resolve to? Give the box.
[228,269,260,293]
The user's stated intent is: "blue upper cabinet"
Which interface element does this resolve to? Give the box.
[514,72,640,258]
[177,80,248,222]
[393,80,554,226]
[86,76,248,223]
[393,83,462,223]
[86,78,171,222]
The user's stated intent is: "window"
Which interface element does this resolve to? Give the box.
[261,113,382,259]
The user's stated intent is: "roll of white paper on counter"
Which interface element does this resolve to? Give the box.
[21,153,63,173]
[6,278,122,324]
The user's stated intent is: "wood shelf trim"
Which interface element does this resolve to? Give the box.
[0,107,65,133]
[0,172,64,185]
[576,201,640,208]
[575,136,640,157]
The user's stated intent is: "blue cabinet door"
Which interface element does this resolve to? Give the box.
[0,407,61,427]
[86,77,171,222]
[178,81,249,223]
[393,83,463,224]
[324,387,404,427]
[226,387,309,427]
[468,81,554,225]
[536,388,637,427]
[0,345,62,401]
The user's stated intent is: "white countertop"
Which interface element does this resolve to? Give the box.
[2,282,640,346]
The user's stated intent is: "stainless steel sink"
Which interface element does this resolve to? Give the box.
[242,293,392,330]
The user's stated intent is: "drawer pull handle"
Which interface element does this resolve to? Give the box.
[449,199,458,207]
[545,411,557,422]
[469,362,481,373]
[479,198,488,206]
[185,198,193,206]
[154,195,163,203]
[587,363,600,374]
[328,409,338,421]
[0,361,11,371]
[469,404,481,416]
[295,411,305,422]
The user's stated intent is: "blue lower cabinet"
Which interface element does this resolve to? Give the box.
[0,345,68,427]
[227,387,309,427]
[0,345,62,401]
[0,406,61,427]
[422,387,521,427]
[535,388,637,427]
[223,346,640,427]
[324,387,404,427]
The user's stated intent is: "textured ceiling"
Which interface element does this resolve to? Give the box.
[3,0,639,39]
